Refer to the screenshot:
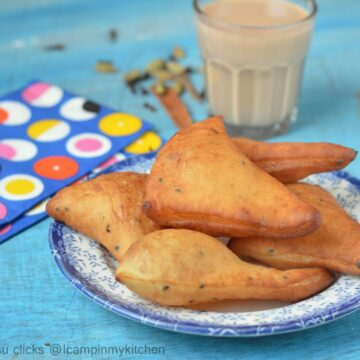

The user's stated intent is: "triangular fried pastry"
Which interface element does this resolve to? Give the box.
[229,183,360,275]
[144,117,321,238]
[233,137,357,183]
[47,172,161,262]
[116,229,333,306]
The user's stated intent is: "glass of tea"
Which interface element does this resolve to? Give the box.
[194,0,317,139]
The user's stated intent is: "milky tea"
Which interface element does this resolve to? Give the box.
[194,0,316,138]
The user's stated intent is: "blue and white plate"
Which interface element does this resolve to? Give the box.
[49,153,360,337]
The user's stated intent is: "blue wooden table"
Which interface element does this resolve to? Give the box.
[1,1,360,359]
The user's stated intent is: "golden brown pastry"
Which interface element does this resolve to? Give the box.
[229,183,360,275]
[144,116,321,239]
[116,229,334,306]
[233,137,357,183]
[46,172,161,262]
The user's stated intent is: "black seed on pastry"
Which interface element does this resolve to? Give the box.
[143,201,152,210]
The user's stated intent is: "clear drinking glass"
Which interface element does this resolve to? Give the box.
[193,0,317,139]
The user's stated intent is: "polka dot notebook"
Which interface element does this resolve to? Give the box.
[0,81,161,241]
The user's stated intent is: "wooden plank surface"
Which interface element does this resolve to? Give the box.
[0,0,360,359]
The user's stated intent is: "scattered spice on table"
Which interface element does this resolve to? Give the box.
[143,102,157,112]
[109,28,118,42]
[140,87,149,96]
[122,47,202,100]
[151,85,193,129]
[43,43,65,51]
[95,60,118,73]
[122,46,205,128]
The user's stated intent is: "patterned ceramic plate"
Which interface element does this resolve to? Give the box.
[49,153,360,337]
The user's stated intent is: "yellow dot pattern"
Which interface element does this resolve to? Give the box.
[5,179,35,195]
[27,119,60,139]
[99,113,142,136]
[125,131,162,154]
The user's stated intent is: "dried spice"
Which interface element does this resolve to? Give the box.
[172,47,185,59]
[146,59,165,74]
[109,28,118,42]
[95,61,118,73]
[151,85,193,129]
[153,69,173,82]
[122,46,205,129]
[154,82,167,95]
[43,43,65,51]
[143,102,157,112]
[140,87,149,96]
[166,61,185,76]
[172,81,184,96]
[176,74,203,102]
[123,69,143,84]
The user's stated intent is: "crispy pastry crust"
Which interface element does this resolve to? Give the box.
[46,172,161,262]
[116,229,334,306]
[233,137,357,183]
[144,117,321,238]
[229,183,360,275]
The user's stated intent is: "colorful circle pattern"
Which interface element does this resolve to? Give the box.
[99,113,142,136]
[0,101,31,126]
[0,139,37,162]
[27,119,71,142]
[0,224,12,236]
[66,133,112,158]
[0,202,7,220]
[0,174,44,201]
[125,131,162,154]
[22,82,63,107]
[34,156,79,180]
[60,97,101,121]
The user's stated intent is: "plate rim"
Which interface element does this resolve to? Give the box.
[48,154,360,337]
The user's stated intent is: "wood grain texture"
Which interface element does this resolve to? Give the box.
[0,0,359,359]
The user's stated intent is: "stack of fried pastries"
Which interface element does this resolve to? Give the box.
[47,116,359,307]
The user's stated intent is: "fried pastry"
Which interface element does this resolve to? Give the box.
[144,117,321,238]
[116,229,334,306]
[233,137,357,183]
[229,183,360,275]
[46,172,161,262]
